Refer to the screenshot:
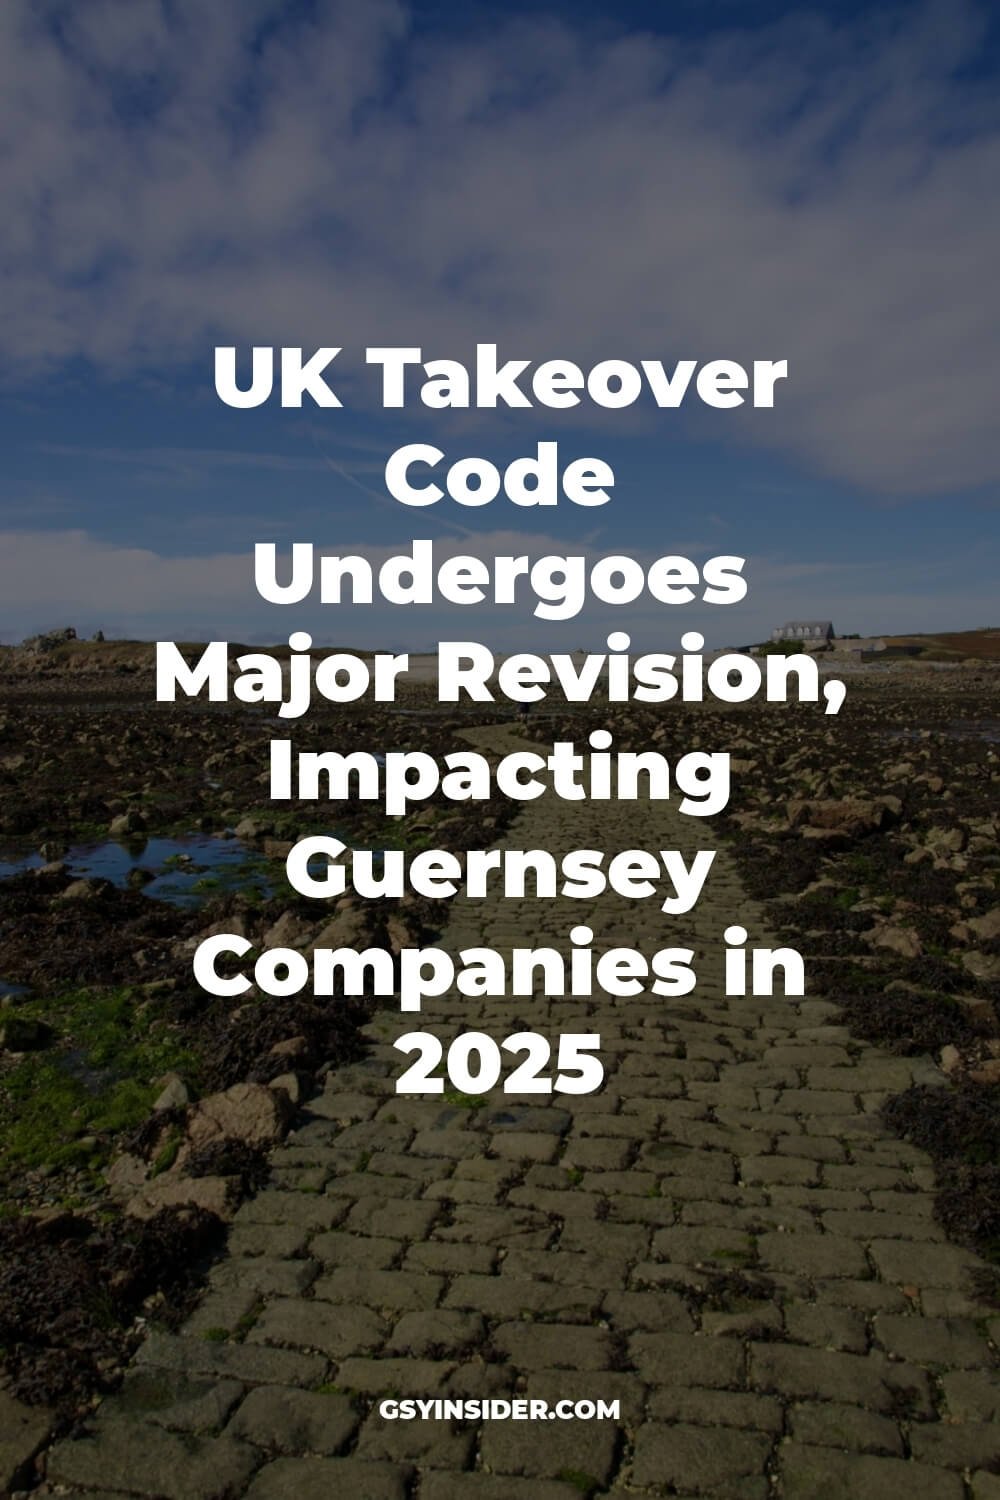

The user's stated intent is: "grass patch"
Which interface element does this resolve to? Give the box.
[0,986,198,1178]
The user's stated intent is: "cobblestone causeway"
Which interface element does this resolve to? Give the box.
[41,727,1000,1498]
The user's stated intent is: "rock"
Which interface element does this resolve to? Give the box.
[386,913,414,954]
[126,1173,238,1221]
[968,907,1000,942]
[940,1044,962,1075]
[0,1390,55,1494]
[270,1034,309,1061]
[925,824,966,854]
[969,1059,1000,1085]
[868,924,923,958]
[0,1015,54,1052]
[105,1152,150,1199]
[963,952,1000,982]
[787,796,900,839]
[179,1082,292,1163]
[268,1072,302,1104]
[153,1072,191,1112]
[262,910,314,948]
[235,816,274,839]
[109,809,147,836]
[313,908,372,948]
[58,877,111,900]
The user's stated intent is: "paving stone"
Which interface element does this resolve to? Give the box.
[492,1322,612,1370]
[780,1443,964,1499]
[244,1456,411,1499]
[525,1368,648,1425]
[867,1239,982,1287]
[632,1423,771,1496]
[651,1226,758,1266]
[226,1385,358,1454]
[629,1332,743,1388]
[822,1209,944,1241]
[559,1218,650,1259]
[311,1268,445,1311]
[405,1242,497,1275]
[909,1423,1000,1469]
[234,1190,346,1228]
[310,1231,402,1268]
[227,1223,309,1258]
[386,1310,485,1356]
[135,1331,328,1387]
[750,1344,934,1415]
[503,1246,627,1289]
[46,1420,259,1500]
[941,1369,1000,1420]
[445,1274,601,1320]
[210,1255,319,1297]
[420,1475,585,1500]
[336,1357,457,1396]
[248,1297,387,1357]
[873,1313,992,1367]
[603,1288,695,1332]
[354,1413,476,1468]
[788,1401,903,1454]
[783,1304,868,1352]
[182,1286,262,1337]
[755,1231,870,1279]
[489,1131,564,1162]
[110,1371,244,1434]
[648,1388,783,1432]
[346,1198,442,1237]
[479,1416,618,1483]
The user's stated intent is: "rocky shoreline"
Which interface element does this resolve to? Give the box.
[2,660,999,1457]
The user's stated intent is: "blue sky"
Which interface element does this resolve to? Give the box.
[0,0,997,648]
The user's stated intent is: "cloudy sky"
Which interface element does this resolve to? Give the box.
[0,0,997,648]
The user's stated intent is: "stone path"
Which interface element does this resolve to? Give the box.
[43,726,1000,1499]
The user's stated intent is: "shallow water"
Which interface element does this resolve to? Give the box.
[0,833,271,908]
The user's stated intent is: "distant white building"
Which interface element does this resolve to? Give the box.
[772,620,835,644]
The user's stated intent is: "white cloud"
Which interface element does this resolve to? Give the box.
[0,1,998,495]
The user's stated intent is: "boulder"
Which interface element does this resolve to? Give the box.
[868,925,923,959]
[787,796,900,839]
[105,1152,151,1200]
[179,1082,292,1163]
[125,1174,238,1221]
[153,1072,190,1112]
